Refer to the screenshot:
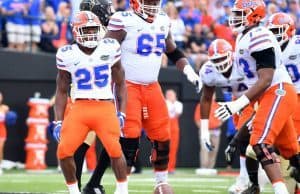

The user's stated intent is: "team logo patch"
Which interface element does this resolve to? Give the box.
[289,55,297,60]
[100,55,109,60]
[239,49,244,54]
[275,89,286,96]
[160,26,165,31]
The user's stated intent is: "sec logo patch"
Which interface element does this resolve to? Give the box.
[275,89,286,96]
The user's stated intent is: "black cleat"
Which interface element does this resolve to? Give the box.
[82,184,106,194]
[241,184,260,194]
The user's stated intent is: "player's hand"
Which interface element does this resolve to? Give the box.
[52,121,62,142]
[225,138,237,165]
[183,65,200,86]
[117,112,126,129]
[214,95,250,122]
[200,119,214,152]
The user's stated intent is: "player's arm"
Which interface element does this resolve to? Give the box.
[244,48,275,101]
[111,59,127,114]
[200,84,215,120]
[165,31,199,86]
[54,70,71,121]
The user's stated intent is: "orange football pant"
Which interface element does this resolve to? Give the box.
[57,100,122,159]
[0,123,6,142]
[122,81,170,141]
[168,118,180,172]
[250,83,298,159]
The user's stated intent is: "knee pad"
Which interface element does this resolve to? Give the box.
[150,140,170,170]
[120,137,139,166]
[253,144,280,168]
[246,145,257,160]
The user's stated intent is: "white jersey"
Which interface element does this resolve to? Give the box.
[56,39,121,100]
[235,26,292,88]
[108,11,170,84]
[282,35,300,93]
[199,61,248,97]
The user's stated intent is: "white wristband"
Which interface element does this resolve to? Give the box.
[200,119,209,132]
[55,120,62,124]
[183,65,194,76]
[236,95,250,109]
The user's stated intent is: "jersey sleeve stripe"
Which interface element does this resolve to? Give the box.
[56,57,63,62]
[108,23,125,31]
[249,39,272,50]
[57,64,66,67]
[250,34,270,42]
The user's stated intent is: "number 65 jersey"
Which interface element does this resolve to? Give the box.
[108,11,170,84]
[56,39,121,100]
[235,26,292,88]
[282,35,300,93]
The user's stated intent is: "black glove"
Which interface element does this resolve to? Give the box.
[225,137,238,165]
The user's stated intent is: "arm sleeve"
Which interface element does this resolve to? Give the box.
[251,47,275,70]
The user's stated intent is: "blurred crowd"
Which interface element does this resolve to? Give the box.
[1,0,300,72]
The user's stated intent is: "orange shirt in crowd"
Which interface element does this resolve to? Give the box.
[194,102,221,130]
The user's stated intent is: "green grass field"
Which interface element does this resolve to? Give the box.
[0,168,273,194]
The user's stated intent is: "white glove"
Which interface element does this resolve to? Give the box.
[214,95,250,122]
[183,65,199,85]
[200,119,214,152]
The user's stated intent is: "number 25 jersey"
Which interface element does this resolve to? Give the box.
[235,26,292,88]
[108,11,170,84]
[56,39,121,100]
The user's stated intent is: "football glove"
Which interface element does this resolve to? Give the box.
[214,95,250,122]
[225,137,238,165]
[52,121,62,142]
[117,112,126,129]
[200,119,214,152]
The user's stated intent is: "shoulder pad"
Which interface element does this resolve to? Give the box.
[108,11,131,31]
[200,62,217,86]
[56,44,74,71]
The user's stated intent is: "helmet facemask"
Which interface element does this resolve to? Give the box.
[229,8,250,33]
[209,51,233,73]
[268,24,288,46]
[75,25,101,48]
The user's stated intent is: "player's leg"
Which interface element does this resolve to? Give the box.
[91,101,128,194]
[168,120,179,173]
[143,82,171,185]
[74,131,96,190]
[120,81,143,174]
[0,125,6,175]
[57,103,91,194]
[250,83,297,194]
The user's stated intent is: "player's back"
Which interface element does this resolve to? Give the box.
[235,26,292,88]
[282,35,300,93]
[56,39,121,100]
[108,11,170,84]
[199,61,248,97]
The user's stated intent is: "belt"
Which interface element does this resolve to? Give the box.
[76,98,113,101]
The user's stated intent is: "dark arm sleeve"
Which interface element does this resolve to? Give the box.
[251,47,276,70]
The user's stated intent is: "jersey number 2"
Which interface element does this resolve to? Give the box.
[75,65,109,89]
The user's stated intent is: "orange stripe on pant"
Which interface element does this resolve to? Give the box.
[168,118,180,172]
[123,81,170,141]
[250,83,298,159]
[57,100,122,159]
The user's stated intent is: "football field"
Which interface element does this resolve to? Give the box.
[0,168,274,194]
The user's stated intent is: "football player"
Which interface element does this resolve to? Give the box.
[54,11,128,194]
[199,39,253,194]
[100,0,200,189]
[0,92,9,175]
[215,1,300,193]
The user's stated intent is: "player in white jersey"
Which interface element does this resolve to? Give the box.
[199,39,254,194]
[103,0,199,190]
[53,11,128,194]
[214,0,300,193]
